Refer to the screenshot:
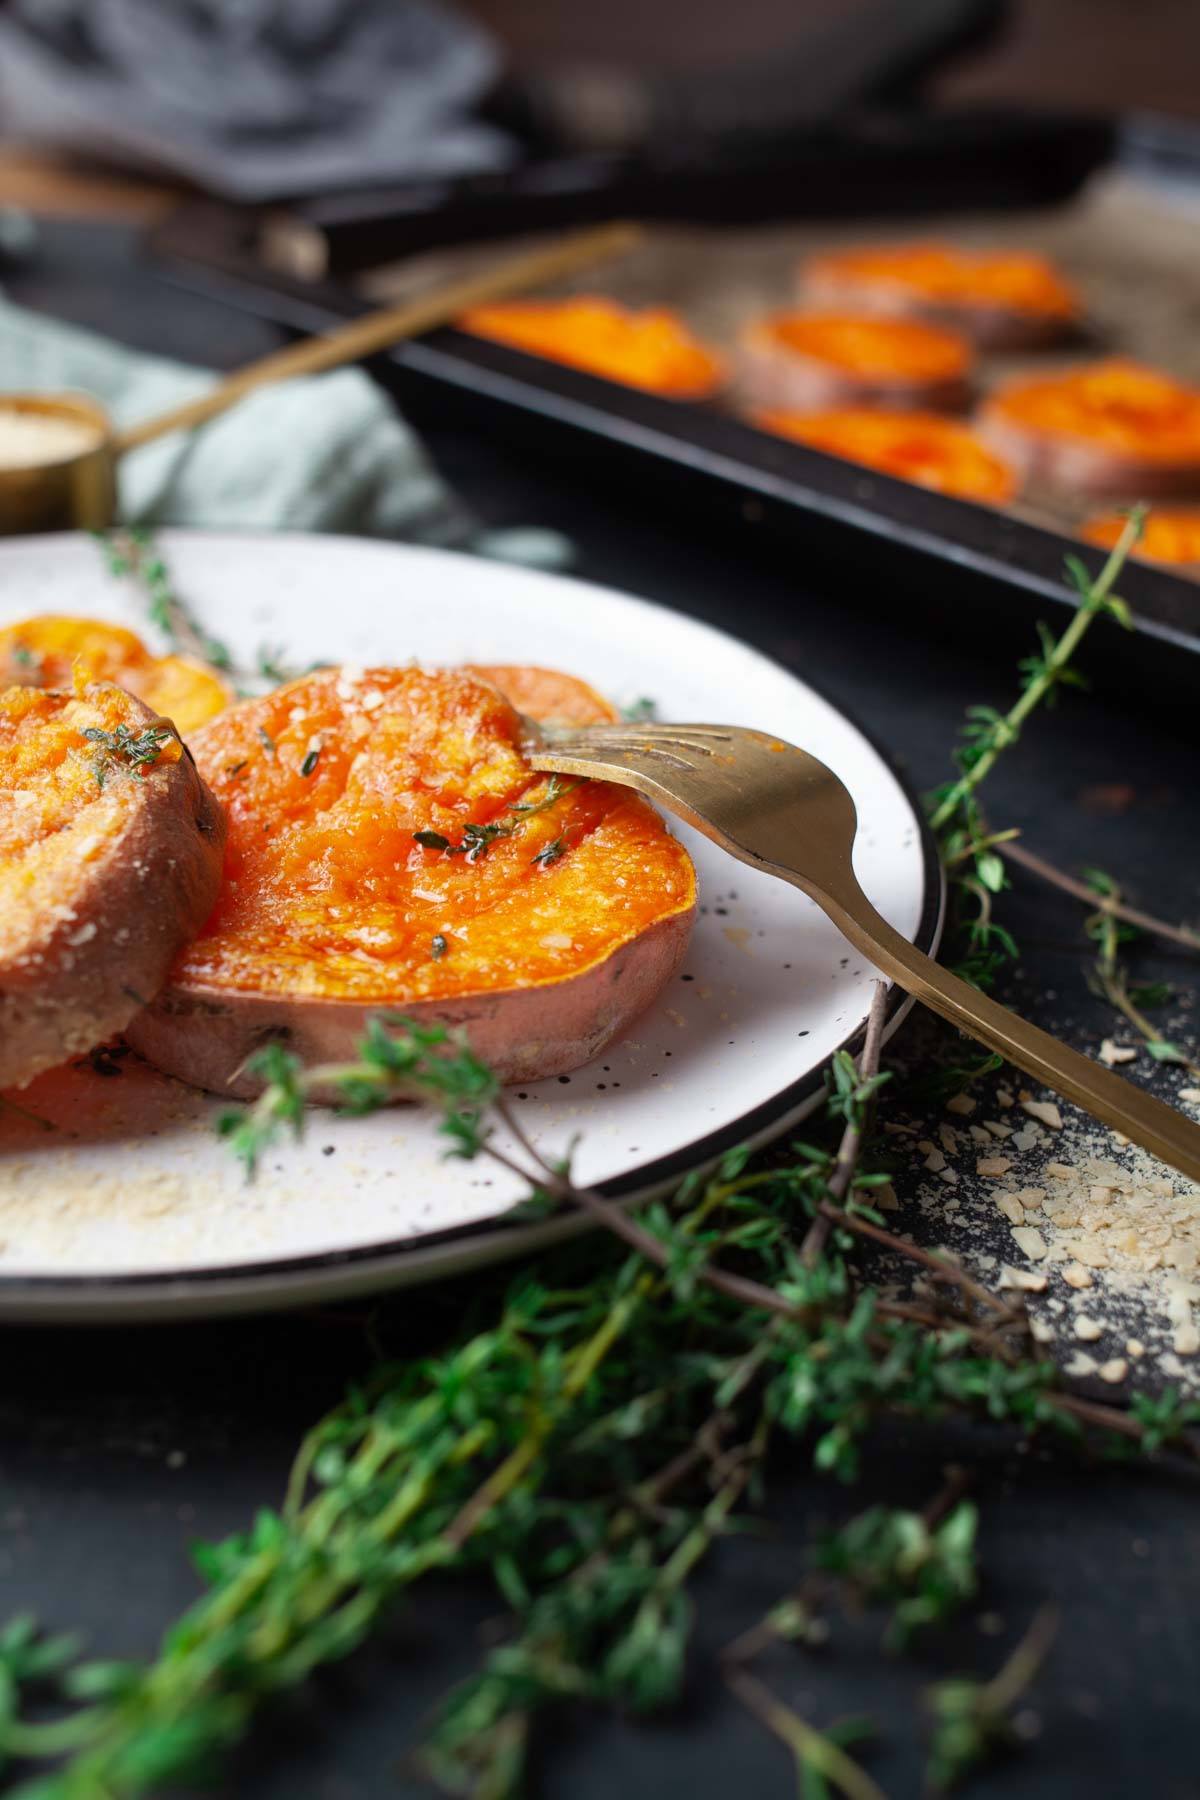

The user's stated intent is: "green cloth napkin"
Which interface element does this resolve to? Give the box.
[0,296,486,545]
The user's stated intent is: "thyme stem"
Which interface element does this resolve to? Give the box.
[929,509,1143,835]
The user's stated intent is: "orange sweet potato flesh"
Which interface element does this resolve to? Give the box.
[125,666,696,1096]
[1082,508,1200,570]
[459,297,725,399]
[981,361,1200,497]
[0,681,226,1089]
[0,615,233,737]
[802,243,1080,348]
[737,312,972,414]
[751,407,1016,504]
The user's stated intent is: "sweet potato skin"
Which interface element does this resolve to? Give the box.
[801,245,1080,350]
[125,665,695,1100]
[126,906,692,1098]
[0,683,226,1089]
[979,362,1200,498]
[736,313,972,415]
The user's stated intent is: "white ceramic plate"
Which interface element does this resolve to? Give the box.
[0,531,941,1321]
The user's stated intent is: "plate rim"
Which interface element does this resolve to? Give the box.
[0,529,944,1320]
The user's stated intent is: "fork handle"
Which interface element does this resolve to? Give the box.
[816,879,1200,1184]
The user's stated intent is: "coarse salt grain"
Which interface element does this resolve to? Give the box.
[1011,1226,1048,1260]
[1073,1316,1103,1342]
[1098,1359,1128,1384]
[1021,1099,1063,1130]
[1173,1323,1200,1356]
[1099,1039,1138,1066]
[998,1266,1047,1292]
[1062,1264,1093,1289]
[976,1156,1012,1178]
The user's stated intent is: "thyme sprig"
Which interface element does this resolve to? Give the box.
[96,529,233,673]
[925,1606,1058,1792]
[1083,868,1200,1077]
[81,721,174,788]
[5,1014,1198,1796]
[929,508,1144,988]
[413,775,584,864]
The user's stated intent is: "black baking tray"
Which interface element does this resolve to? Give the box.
[144,110,1200,691]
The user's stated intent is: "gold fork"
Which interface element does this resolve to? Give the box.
[525,719,1200,1185]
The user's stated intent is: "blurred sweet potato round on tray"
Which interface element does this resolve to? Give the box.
[751,406,1016,504]
[980,360,1200,498]
[1082,507,1200,572]
[736,312,973,415]
[800,241,1081,349]
[458,296,725,399]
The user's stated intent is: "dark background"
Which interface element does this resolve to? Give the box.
[2,2,1200,1796]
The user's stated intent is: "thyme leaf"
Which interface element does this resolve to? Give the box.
[82,721,173,787]
[413,776,584,863]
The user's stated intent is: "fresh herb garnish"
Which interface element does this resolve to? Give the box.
[82,721,174,787]
[621,696,657,720]
[929,507,1142,989]
[94,528,234,672]
[413,775,583,863]
[10,643,41,672]
[531,835,566,866]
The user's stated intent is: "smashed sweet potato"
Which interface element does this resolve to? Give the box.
[980,360,1200,497]
[0,680,226,1088]
[458,296,725,399]
[737,312,973,414]
[0,614,233,737]
[125,665,696,1095]
[751,407,1016,504]
[801,242,1080,348]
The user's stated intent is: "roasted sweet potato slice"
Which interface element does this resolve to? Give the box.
[464,664,619,727]
[1081,508,1200,573]
[0,681,226,1089]
[0,614,233,737]
[801,243,1081,349]
[751,407,1016,504]
[736,312,973,414]
[459,296,725,399]
[980,361,1200,497]
[126,666,696,1097]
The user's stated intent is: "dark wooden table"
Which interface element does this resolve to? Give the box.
[2,218,1198,1800]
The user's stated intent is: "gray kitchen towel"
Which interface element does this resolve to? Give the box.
[0,0,512,201]
[0,293,470,539]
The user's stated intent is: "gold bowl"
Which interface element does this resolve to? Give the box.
[0,393,117,535]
